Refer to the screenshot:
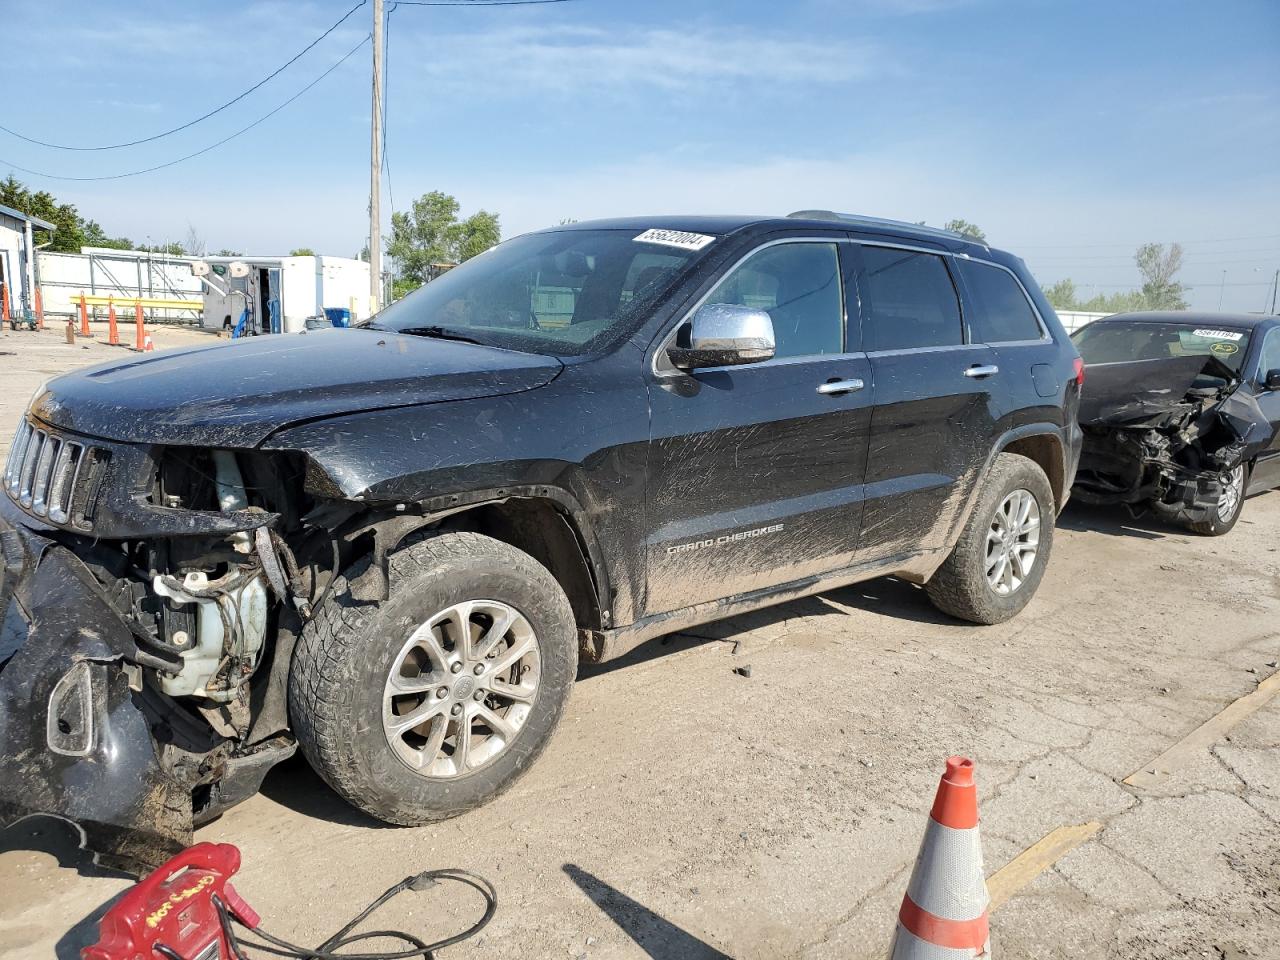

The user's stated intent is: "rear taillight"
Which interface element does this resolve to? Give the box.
[1073,357,1085,386]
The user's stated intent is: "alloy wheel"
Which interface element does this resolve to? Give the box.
[1217,464,1245,522]
[383,599,541,778]
[985,489,1041,597]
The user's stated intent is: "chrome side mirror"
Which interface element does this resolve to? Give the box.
[667,303,776,371]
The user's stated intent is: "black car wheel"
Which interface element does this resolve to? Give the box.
[926,453,1056,625]
[1185,462,1248,537]
[289,530,577,825]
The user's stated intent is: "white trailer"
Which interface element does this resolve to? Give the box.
[195,255,371,335]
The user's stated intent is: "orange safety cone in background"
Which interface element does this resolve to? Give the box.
[107,297,119,345]
[143,334,155,353]
[134,302,146,351]
[79,293,90,336]
[890,757,991,958]
[35,287,44,330]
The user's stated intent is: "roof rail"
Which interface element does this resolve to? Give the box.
[786,210,984,246]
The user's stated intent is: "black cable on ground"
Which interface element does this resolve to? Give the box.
[210,868,496,960]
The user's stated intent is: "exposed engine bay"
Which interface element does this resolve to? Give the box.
[0,429,434,872]
[1072,354,1270,521]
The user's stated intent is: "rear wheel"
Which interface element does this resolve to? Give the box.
[1185,462,1247,537]
[289,531,577,825]
[926,453,1056,624]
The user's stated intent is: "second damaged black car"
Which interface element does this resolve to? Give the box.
[1,213,1082,870]
[1071,311,1280,535]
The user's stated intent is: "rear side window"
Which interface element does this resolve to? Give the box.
[858,246,962,351]
[959,260,1044,343]
[706,242,843,358]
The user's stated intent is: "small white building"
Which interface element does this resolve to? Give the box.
[194,255,371,335]
[0,203,54,322]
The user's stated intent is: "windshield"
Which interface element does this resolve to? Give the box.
[1072,320,1251,373]
[369,229,707,356]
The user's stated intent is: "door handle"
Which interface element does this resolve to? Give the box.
[817,378,865,395]
[964,364,1000,379]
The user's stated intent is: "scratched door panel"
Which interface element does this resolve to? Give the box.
[644,355,873,615]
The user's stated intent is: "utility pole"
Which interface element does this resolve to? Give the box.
[369,0,384,312]
[1270,269,1279,315]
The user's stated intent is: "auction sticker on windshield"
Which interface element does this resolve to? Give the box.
[634,229,715,251]
[1193,329,1244,341]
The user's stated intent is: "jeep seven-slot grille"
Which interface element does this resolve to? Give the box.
[3,420,107,529]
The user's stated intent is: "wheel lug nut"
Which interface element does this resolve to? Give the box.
[473,663,485,675]
[450,703,463,716]
[435,686,448,699]
[450,662,463,674]
[473,690,485,702]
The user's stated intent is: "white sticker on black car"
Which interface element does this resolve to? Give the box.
[634,229,715,251]
[1192,328,1244,341]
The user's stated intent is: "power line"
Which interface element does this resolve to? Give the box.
[0,36,370,182]
[0,1,368,152]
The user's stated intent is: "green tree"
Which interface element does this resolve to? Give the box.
[1135,242,1187,310]
[386,191,500,297]
[943,219,986,242]
[0,174,133,252]
[289,247,316,257]
[1042,278,1077,311]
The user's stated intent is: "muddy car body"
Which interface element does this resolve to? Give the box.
[1071,312,1280,535]
[1,213,1082,871]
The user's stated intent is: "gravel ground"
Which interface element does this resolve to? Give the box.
[0,325,1277,959]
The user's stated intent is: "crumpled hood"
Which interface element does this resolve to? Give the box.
[29,329,562,447]
[1078,355,1235,427]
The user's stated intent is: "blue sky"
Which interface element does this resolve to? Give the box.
[3,0,1278,310]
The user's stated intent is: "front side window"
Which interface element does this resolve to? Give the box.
[704,242,843,359]
[1072,321,1252,374]
[958,260,1043,343]
[1256,329,1280,384]
[372,229,706,356]
[858,246,963,351]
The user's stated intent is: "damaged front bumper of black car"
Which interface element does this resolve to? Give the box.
[1072,354,1270,522]
[0,448,298,875]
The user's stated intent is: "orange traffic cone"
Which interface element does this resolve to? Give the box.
[890,757,990,958]
[142,334,155,352]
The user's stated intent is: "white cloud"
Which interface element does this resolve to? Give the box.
[399,24,897,96]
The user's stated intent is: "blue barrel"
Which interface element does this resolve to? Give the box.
[324,307,352,328]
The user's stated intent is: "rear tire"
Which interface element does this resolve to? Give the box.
[926,453,1056,625]
[289,530,577,825]
[1185,462,1247,537]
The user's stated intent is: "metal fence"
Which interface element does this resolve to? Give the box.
[37,249,203,324]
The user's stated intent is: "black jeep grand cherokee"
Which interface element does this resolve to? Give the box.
[0,212,1081,869]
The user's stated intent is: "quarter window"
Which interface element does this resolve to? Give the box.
[858,246,962,351]
[958,260,1043,343]
[705,242,843,358]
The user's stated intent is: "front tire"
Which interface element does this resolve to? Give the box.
[926,453,1056,625]
[289,531,578,825]
[1185,462,1247,537]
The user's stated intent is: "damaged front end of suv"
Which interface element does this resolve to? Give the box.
[1072,353,1268,527]
[0,325,567,873]
[0,425,325,871]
